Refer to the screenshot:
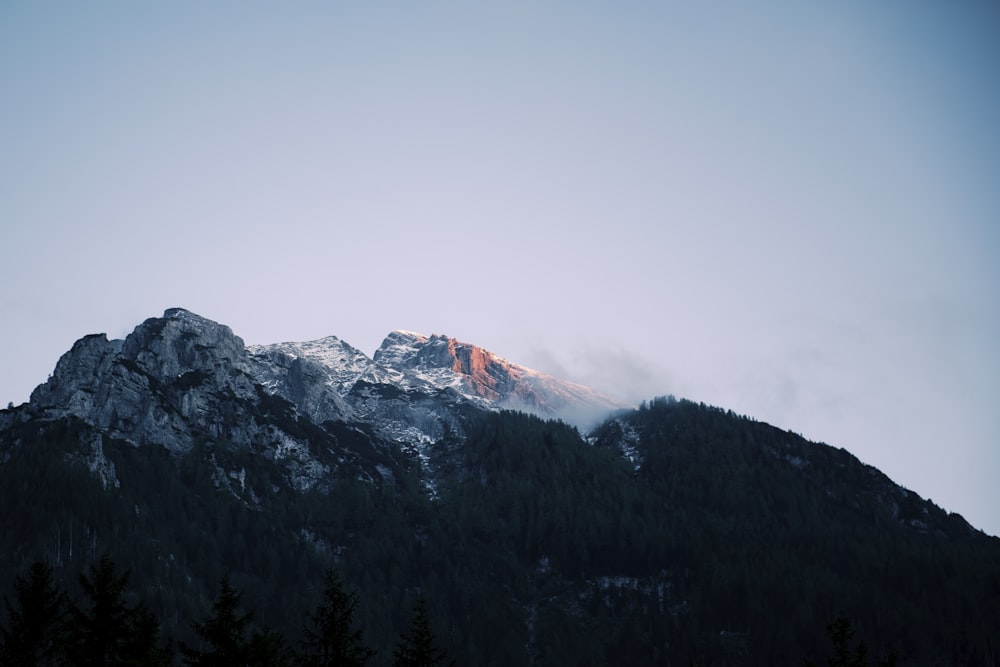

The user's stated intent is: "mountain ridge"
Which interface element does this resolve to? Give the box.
[11,307,624,492]
[251,324,625,426]
[1,308,998,666]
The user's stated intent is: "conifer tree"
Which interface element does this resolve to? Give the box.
[298,567,375,666]
[182,575,254,666]
[0,560,67,665]
[64,554,168,666]
[392,596,453,667]
[804,616,898,667]
[249,626,294,667]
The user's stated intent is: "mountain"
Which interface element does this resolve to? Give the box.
[369,330,621,420]
[249,325,622,425]
[1,309,998,666]
[15,308,619,491]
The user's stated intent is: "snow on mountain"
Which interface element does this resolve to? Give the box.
[248,336,371,393]
[370,331,472,396]
[6,307,622,506]
[246,326,624,492]
[251,329,624,427]
[371,330,625,425]
[18,308,624,492]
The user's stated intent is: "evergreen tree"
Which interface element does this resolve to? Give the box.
[0,560,67,665]
[297,568,375,666]
[64,554,168,666]
[182,575,254,666]
[120,604,172,666]
[392,596,453,667]
[804,616,898,667]
[249,626,295,667]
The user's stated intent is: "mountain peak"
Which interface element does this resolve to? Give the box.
[27,310,624,447]
[375,331,453,369]
[122,308,247,381]
[388,329,428,341]
[163,306,195,318]
[371,330,623,424]
[26,308,260,453]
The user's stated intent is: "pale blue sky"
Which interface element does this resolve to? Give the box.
[2,2,998,535]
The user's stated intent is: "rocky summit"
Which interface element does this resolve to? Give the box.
[28,309,260,453]
[9,308,623,491]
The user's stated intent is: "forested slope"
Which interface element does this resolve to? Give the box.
[2,399,998,665]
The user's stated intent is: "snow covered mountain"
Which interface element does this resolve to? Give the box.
[10,308,623,490]
[250,327,622,426]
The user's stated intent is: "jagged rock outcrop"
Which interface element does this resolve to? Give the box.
[248,345,353,426]
[247,335,469,447]
[28,308,269,453]
[250,328,624,447]
[121,307,255,388]
[15,308,625,492]
[253,328,624,428]
[29,333,124,421]
[372,330,623,424]
[23,309,335,496]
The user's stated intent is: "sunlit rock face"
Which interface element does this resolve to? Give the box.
[7,307,630,504]
[371,331,623,426]
[249,327,623,432]
[21,308,624,490]
[445,337,513,402]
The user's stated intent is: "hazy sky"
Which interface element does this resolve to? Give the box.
[2,2,998,536]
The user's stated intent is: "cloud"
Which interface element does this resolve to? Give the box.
[523,342,673,408]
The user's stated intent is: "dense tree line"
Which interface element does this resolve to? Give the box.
[0,559,902,667]
[1,557,167,666]
[2,404,999,665]
[1,558,451,667]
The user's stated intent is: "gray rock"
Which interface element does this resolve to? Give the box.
[17,308,624,493]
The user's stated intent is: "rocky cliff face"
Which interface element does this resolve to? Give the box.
[248,341,355,426]
[250,328,625,425]
[248,328,623,438]
[14,309,623,491]
[29,308,265,454]
[371,330,623,422]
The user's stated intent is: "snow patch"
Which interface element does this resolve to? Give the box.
[613,420,643,470]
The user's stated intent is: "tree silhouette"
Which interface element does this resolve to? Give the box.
[804,616,898,667]
[64,554,168,666]
[248,625,294,666]
[392,596,453,667]
[298,567,375,666]
[0,561,67,665]
[182,575,254,666]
